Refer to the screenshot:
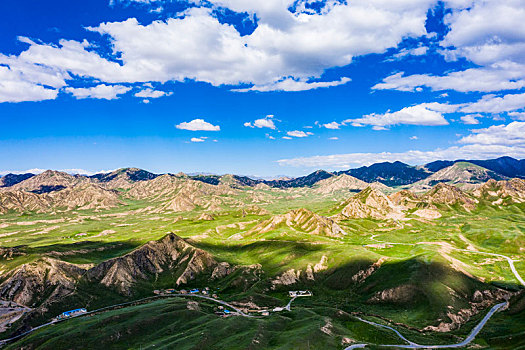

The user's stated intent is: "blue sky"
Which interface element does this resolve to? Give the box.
[1,0,525,177]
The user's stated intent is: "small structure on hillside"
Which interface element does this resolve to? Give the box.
[58,308,87,319]
[289,290,312,297]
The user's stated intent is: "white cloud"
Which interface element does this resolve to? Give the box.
[392,45,428,59]
[508,111,525,120]
[190,137,206,142]
[134,88,172,98]
[235,77,350,92]
[0,1,434,100]
[410,135,418,140]
[322,122,340,129]
[0,61,61,103]
[374,1,525,93]
[287,130,312,138]
[345,104,450,129]
[329,137,339,140]
[277,143,525,169]
[176,119,220,131]
[459,92,525,114]
[282,136,292,140]
[373,64,525,93]
[277,120,525,169]
[244,115,276,129]
[65,84,131,100]
[458,121,525,145]
[460,114,482,125]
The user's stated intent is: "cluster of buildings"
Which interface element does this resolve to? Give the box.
[288,290,312,298]
[153,287,217,298]
[55,308,87,320]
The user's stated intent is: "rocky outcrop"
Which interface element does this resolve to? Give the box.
[368,284,419,304]
[9,170,86,193]
[388,190,419,209]
[50,184,123,210]
[0,183,122,214]
[86,233,216,294]
[351,257,387,284]
[0,258,86,307]
[271,269,301,289]
[91,168,159,190]
[422,183,478,211]
[314,174,368,194]
[340,187,402,220]
[247,208,346,237]
[237,205,270,217]
[473,178,525,204]
[0,190,52,214]
[411,162,507,192]
[423,289,510,332]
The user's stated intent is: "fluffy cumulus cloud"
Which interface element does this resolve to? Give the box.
[459,92,525,114]
[375,0,525,92]
[278,120,525,169]
[460,114,481,125]
[65,84,131,100]
[190,137,206,142]
[176,119,220,131]
[458,121,525,145]
[244,115,276,129]
[508,111,525,120]
[287,130,313,138]
[134,88,172,98]
[0,0,435,102]
[277,144,525,169]
[322,122,340,129]
[345,104,450,130]
[235,77,350,92]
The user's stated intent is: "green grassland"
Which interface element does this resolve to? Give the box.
[0,186,524,348]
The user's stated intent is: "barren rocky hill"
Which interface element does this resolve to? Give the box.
[90,168,159,189]
[313,174,368,194]
[410,162,506,192]
[0,233,255,307]
[247,208,346,237]
[339,187,402,220]
[8,170,87,193]
[0,183,122,214]
[473,178,525,204]
[422,183,478,211]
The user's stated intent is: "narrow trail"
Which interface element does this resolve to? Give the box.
[345,302,508,350]
[345,232,524,349]
[369,235,525,288]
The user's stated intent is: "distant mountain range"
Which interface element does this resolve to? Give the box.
[1,157,524,190]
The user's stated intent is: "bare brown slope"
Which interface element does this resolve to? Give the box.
[0,184,122,214]
[473,178,525,204]
[339,187,402,220]
[86,233,217,294]
[247,208,346,237]
[0,234,230,305]
[422,183,478,211]
[313,174,368,194]
[9,170,87,193]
